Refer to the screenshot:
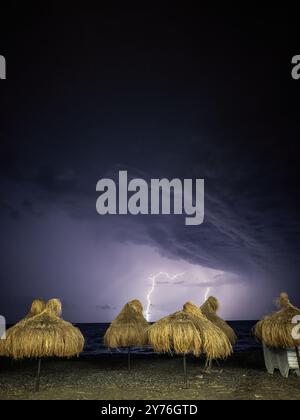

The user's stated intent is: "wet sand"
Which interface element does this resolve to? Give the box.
[0,350,299,400]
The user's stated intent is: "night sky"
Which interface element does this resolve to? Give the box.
[0,4,299,323]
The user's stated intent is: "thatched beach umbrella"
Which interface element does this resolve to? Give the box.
[201,296,237,346]
[255,293,300,377]
[0,299,46,357]
[104,299,148,370]
[255,293,300,373]
[147,302,232,387]
[24,299,47,320]
[4,298,84,391]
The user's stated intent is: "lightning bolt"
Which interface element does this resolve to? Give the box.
[204,287,211,301]
[145,272,185,322]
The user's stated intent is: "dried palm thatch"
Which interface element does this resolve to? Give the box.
[46,298,62,317]
[147,301,232,359]
[4,299,84,360]
[201,296,237,345]
[147,302,232,387]
[0,299,46,357]
[4,298,84,391]
[255,293,300,348]
[104,300,148,348]
[129,299,144,314]
[25,299,47,318]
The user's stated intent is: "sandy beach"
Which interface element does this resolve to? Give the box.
[0,350,299,400]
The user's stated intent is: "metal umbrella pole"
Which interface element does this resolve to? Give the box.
[35,358,42,392]
[183,353,188,388]
[128,347,131,371]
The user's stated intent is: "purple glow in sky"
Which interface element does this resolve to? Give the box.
[0,179,298,323]
[0,209,251,322]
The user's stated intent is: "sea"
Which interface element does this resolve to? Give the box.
[77,321,261,356]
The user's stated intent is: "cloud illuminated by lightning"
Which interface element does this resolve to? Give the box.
[145,272,185,321]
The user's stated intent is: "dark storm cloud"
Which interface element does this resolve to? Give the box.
[2,147,298,291]
[188,276,242,288]
[156,273,241,288]
[2,129,299,284]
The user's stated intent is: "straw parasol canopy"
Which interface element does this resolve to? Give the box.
[200,296,237,345]
[255,293,300,348]
[0,299,46,357]
[147,301,232,359]
[4,299,84,360]
[24,299,47,319]
[46,298,62,317]
[104,299,148,348]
